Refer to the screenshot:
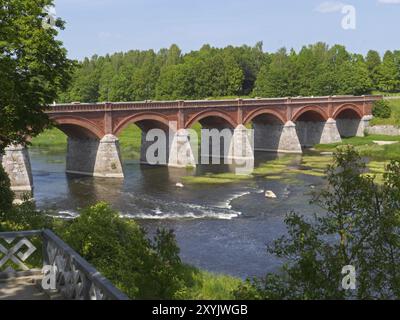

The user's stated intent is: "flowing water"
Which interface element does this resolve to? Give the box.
[29,148,325,279]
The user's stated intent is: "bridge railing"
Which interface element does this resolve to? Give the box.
[46,95,382,113]
[0,229,129,300]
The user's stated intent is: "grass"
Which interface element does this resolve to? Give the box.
[179,269,242,300]
[182,172,252,185]
[370,98,400,126]
[30,127,67,152]
[316,134,400,161]
[371,91,400,97]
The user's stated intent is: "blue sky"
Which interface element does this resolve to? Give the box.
[54,0,400,60]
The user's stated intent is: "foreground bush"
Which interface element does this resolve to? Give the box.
[61,202,193,299]
[235,147,400,300]
[372,100,392,119]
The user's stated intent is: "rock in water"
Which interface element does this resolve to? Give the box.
[265,190,277,199]
[176,183,184,188]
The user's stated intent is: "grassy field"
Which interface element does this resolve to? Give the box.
[370,98,400,126]
[316,135,400,161]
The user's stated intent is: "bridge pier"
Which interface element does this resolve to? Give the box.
[296,119,341,148]
[253,121,302,153]
[1,145,33,195]
[140,129,171,165]
[319,118,342,144]
[66,134,124,178]
[336,115,372,138]
[227,125,254,173]
[168,129,197,168]
[357,115,373,137]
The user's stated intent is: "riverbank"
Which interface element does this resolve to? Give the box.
[370,98,400,126]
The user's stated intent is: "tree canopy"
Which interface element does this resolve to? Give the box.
[59,42,400,104]
[0,0,74,152]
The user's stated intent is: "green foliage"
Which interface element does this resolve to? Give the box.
[253,43,373,98]
[0,165,13,214]
[0,197,55,232]
[31,124,142,159]
[370,99,400,126]
[62,43,269,103]
[372,100,392,119]
[377,51,400,93]
[60,202,192,299]
[366,50,381,90]
[58,42,400,103]
[0,0,74,151]
[177,268,242,300]
[235,147,400,299]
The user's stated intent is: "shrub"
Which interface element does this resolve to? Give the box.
[372,100,392,119]
[0,165,14,215]
[60,202,191,299]
[0,198,55,232]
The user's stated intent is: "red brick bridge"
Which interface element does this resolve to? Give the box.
[2,95,381,192]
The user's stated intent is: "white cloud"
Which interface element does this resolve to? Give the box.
[315,1,346,13]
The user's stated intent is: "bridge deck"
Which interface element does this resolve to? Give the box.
[0,275,49,300]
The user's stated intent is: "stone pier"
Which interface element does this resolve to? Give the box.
[66,134,124,178]
[140,128,171,165]
[1,145,33,194]
[319,118,342,144]
[296,119,342,147]
[253,121,302,153]
[168,129,197,168]
[336,115,372,138]
[227,125,255,174]
[200,128,234,164]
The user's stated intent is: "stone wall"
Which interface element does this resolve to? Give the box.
[366,125,400,136]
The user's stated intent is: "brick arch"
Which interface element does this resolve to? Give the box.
[185,110,237,129]
[113,112,174,136]
[50,115,104,139]
[333,104,363,119]
[292,106,329,122]
[243,108,286,125]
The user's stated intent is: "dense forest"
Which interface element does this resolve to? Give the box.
[58,42,400,103]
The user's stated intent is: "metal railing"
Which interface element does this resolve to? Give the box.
[0,229,129,300]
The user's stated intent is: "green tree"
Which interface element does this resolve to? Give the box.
[235,147,400,300]
[378,51,400,92]
[156,63,195,100]
[337,54,372,95]
[0,0,74,151]
[253,48,298,97]
[372,100,392,119]
[365,50,381,90]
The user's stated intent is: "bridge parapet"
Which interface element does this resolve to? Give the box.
[47,95,382,113]
[0,229,129,300]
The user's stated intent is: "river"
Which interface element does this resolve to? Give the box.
[29,148,324,279]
